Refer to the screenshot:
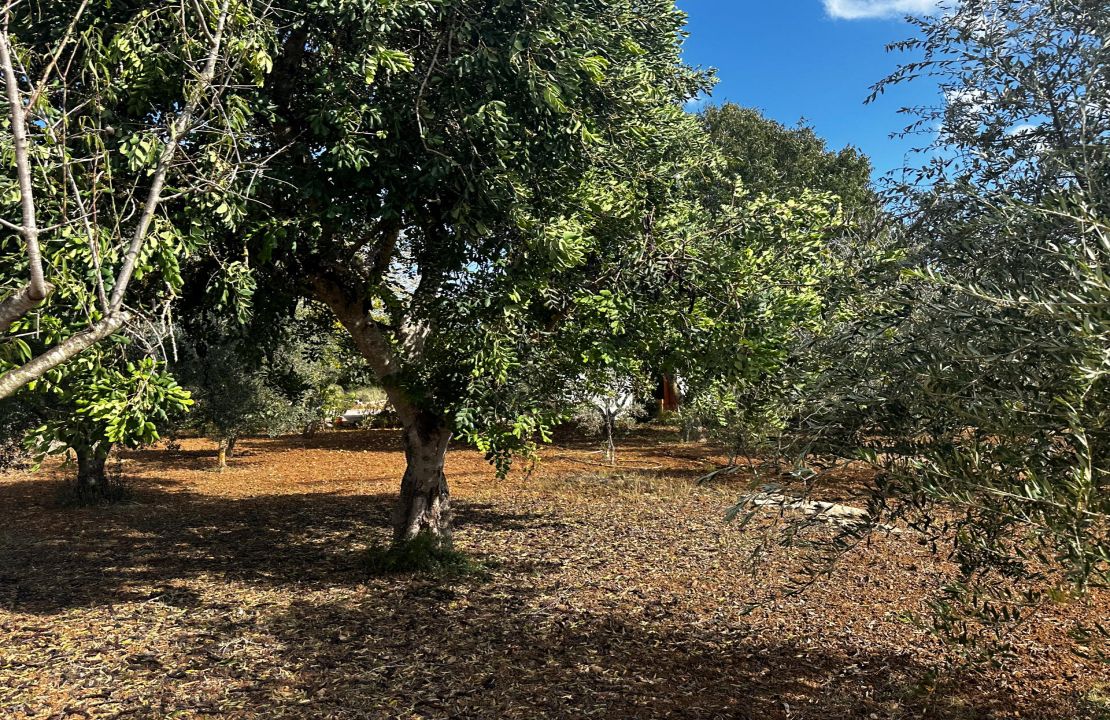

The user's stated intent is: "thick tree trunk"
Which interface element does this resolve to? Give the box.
[393,416,452,545]
[310,275,454,545]
[74,443,112,500]
[661,373,681,413]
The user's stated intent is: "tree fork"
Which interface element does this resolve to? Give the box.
[0,282,54,335]
[310,274,454,544]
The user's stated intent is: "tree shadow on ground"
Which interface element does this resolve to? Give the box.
[134,428,738,494]
[174,593,1095,720]
[0,476,550,614]
[124,430,410,476]
[124,446,224,473]
[253,428,406,453]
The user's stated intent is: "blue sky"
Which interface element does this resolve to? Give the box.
[676,0,941,180]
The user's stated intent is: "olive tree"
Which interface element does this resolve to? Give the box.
[870,0,1110,587]
[765,0,1110,644]
[172,304,367,469]
[173,313,291,470]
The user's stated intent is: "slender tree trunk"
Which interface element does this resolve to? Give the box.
[662,373,681,413]
[216,435,236,471]
[605,411,616,465]
[0,312,127,400]
[393,414,452,545]
[74,442,112,500]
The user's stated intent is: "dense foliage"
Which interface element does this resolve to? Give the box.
[751,0,1110,651]
[674,105,878,462]
[206,0,854,542]
[172,305,369,468]
[0,0,276,392]
[0,0,279,494]
[0,0,884,543]
[3,1,1104,667]
[700,103,875,216]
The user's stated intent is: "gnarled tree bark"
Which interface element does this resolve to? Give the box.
[74,441,113,501]
[395,413,452,543]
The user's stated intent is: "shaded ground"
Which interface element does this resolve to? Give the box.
[0,428,1107,719]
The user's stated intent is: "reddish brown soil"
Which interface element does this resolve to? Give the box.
[0,428,1106,719]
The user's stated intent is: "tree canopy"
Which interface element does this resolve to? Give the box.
[700,103,875,215]
[199,0,861,544]
[0,0,277,399]
[3,1,1103,645]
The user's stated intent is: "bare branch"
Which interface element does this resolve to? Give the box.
[108,0,233,312]
[0,20,46,301]
[25,0,90,111]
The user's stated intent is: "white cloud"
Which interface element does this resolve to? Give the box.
[823,0,939,19]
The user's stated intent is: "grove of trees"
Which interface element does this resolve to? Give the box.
[0,0,1105,637]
